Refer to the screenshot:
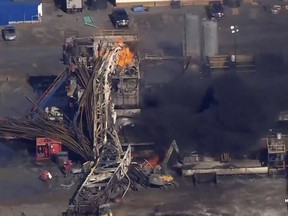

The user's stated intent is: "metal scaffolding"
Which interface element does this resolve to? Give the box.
[0,31,148,215]
[65,35,143,215]
[267,133,287,173]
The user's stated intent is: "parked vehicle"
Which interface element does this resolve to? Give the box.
[109,8,130,28]
[2,25,16,41]
[65,0,83,13]
[207,1,224,20]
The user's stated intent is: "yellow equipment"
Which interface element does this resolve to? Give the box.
[148,140,181,189]
[160,174,174,182]
[98,204,113,216]
[148,173,178,190]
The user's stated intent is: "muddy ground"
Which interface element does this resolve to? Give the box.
[0,174,287,216]
[1,2,288,216]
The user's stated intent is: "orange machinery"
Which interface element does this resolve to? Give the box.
[36,137,62,161]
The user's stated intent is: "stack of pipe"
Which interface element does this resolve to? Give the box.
[0,113,93,160]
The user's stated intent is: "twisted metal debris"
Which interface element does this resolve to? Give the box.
[0,114,93,160]
[66,39,136,215]
[0,31,148,215]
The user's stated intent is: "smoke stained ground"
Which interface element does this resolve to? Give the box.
[140,70,288,156]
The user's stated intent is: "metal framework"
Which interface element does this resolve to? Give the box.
[65,33,142,215]
[0,31,149,216]
[267,133,287,173]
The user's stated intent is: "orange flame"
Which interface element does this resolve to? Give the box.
[116,41,134,68]
[147,154,161,168]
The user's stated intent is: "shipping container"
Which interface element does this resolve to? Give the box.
[0,0,41,25]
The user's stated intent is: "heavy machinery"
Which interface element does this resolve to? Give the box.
[98,204,113,216]
[148,173,178,190]
[25,31,146,216]
[146,140,181,189]
[62,31,149,215]
[35,138,62,161]
[144,140,229,186]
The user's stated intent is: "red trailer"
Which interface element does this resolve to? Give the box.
[36,138,62,161]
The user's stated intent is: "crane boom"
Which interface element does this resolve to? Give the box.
[161,140,180,174]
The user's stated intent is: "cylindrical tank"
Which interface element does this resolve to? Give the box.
[184,14,201,59]
[203,20,219,57]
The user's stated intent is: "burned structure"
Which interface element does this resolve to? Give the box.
[63,30,141,121]
[63,32,145,215]
[0,31,150,215]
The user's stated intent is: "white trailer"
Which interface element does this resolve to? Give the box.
[66,0,83,13]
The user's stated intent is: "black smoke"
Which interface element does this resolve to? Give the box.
[139,69,288,156]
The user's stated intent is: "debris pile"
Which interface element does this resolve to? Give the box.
[0,114,93,160]
[0,32,151,215]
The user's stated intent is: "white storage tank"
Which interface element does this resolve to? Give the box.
[203,20,219,57]
[183,14,201,59]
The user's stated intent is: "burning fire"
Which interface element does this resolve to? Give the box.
[147,154,161,168]
[132,150,161,168]
[116,41,134,68]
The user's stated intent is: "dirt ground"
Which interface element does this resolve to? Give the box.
[0,175,287,216]
[114,176,288,216]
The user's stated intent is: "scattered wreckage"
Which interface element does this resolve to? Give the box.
[0,29,284,216]
[0,30,152,215]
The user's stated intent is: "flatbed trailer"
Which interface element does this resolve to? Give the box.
[182,160,268,177]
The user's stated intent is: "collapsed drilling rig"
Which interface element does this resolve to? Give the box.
[0,30,149,215]
[65,31,144,215]
[63,30,141,120]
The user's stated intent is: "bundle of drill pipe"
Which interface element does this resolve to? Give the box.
[0,49,111,160]
[0,114,93,160]
[0,42,130,162]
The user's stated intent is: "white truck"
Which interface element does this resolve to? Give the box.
[66,0,83,13]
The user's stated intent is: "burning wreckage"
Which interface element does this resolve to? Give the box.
[0,30,287,215]
[0,31,147,214]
